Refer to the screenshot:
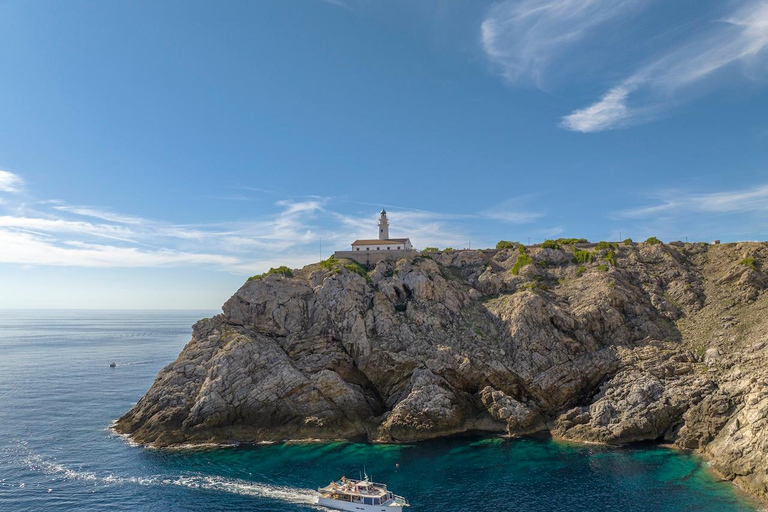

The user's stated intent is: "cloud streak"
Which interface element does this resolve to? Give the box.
[0,172,544,273]
[562,0,768,132]
[0,170,24,193]
[481,0,647,85]
[618,184,768,218]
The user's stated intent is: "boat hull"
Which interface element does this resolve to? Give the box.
[317,497,404,512]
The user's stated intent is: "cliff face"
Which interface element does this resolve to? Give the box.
[116,242,768,500]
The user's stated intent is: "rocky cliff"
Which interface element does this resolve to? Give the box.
[115,241,768,501]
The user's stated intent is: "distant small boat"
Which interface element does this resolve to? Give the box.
[109,362,116,368]
[317,475,409,511]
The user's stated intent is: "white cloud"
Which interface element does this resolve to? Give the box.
[562,0,768,132]
[619,184,768,218]
[52,205,146,225]
[0,172,545,273]
[0,170,24,193]
[0,230,238,268]
[481,0,646,85]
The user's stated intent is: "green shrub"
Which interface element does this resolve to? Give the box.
[596,241,618,250]
[604,250,616,266]
[541,239,561,250]
[422,247,439,253]
[444,247,454,251]
[319,255,338,271]
[557,238,588,244]
[573,250,593,264]
[739,257,756,269]
[496,240,517,249]
[577,266,587,274]
[248,265,294,281]
[511,253,533,275]
[645,236,662,245]
[343,261,371,282]
[597,264,608,272]
[623,238,633,245]
[518,244,526,255]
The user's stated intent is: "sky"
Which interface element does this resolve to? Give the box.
[0,0,767,309]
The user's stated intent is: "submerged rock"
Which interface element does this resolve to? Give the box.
[116,243,768,502]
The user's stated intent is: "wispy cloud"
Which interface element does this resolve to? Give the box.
[562,0,768,132]
[0,172,545,273]
[618,184,768,218]
[481,0,647,85]
[0,170,24,193]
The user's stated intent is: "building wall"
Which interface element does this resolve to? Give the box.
[351,241,406,251]
[334,249,418,267]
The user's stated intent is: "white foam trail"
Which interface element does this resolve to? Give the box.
[20,452,323,508]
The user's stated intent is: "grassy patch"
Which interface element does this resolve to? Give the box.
[557,238,588,244]
[511,253,533,275]
[739,257,756,269]
[521,281,549,292]
[319,255,338,271]
[541,239,561,250]
[577,265,587,275]
[343,261,372,282]
[597,264,608,272]
[248,265,294,281]
[596,241,618,251]
[604,250,616,266]
[573,250,593,264]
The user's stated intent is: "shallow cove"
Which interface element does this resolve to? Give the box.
[0,310,762,511]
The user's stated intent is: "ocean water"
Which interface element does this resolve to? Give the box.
[0,310,762,512]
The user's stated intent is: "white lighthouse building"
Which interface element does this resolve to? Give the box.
[334,209,416,265]
[351,209,413,252]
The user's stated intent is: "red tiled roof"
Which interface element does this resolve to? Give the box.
[352,238,410,245]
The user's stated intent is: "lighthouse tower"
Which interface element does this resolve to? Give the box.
[378,209,389,240]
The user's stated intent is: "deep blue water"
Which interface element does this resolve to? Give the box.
[0,310,763,512]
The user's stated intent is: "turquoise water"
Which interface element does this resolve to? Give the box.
[0,310,762,512]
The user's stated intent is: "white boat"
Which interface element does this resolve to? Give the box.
[316,475,410,511]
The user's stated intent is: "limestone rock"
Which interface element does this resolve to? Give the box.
[115,242,768,503]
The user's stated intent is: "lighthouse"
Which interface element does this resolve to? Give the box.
[378,209,390,240]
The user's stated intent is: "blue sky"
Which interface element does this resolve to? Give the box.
[0,0,767,309]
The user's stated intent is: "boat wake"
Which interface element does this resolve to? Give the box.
[19,451,323,508]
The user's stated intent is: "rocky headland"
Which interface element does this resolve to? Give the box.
[116,241,768,501]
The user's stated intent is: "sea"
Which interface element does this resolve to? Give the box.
[0,310,763,512]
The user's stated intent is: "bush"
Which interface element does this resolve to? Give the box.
[248,265,294,281]
[444,247,454,251]
[511,253,533,275]
[557,238,588,244]
[645,236,662,245]
[541,239,561,250]
[422,247,439,253]
[496,240,517,250]
[623,238,633,245]
[604,250,616,266]
[597,264,608,272]
[319,255,338,271]
[343,261,371,282]
[577,265,587,274]
[573,250,593,264]
[596,241,618,250]
[740,257,756,269]
[518,244,526,255]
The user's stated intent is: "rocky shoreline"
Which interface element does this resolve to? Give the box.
[115,241,768,502]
